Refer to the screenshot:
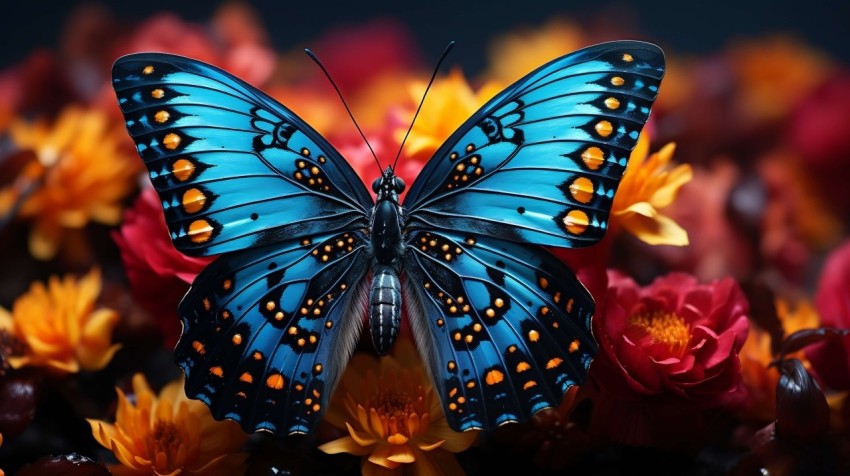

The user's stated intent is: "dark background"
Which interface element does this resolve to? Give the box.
[2,0,848,72]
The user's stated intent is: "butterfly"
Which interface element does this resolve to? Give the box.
[111,40,665,435]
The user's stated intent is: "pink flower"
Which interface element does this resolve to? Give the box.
[589,272,749,446]
[806,240,850,390]
[112,189,211,344]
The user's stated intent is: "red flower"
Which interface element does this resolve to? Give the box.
[806,240,850,390]
[787,71,850,212]
[589,272,749,446]
[112,189,211,344]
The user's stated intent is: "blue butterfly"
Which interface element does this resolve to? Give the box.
[111,41,664,434]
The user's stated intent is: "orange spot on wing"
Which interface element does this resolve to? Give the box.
[266,373,285,390]
[485,369,504,385]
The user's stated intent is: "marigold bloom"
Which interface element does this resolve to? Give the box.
[399,69,505,161]
[739,299,820,422]
[88,373,247,476]
[319,339,478,476]
[611,133,692,246]
[7,106,140,259]
[0,268,120,373]
[728,36,831,122]
[486,19,586,84]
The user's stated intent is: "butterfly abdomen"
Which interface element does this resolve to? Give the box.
[369,264,401,356]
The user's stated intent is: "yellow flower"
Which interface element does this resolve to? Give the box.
[319,338,478,476]
[0,268,120,374]
[486,19,586,85]
[399,69,505,160]
[7,106,140,260]
[739,299,820,423]
[611,133,692,246]
[88,373,248,476]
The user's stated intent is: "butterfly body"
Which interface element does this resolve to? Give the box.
[367,167,406,355]
[112,41,665,434]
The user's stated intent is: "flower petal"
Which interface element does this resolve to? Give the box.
[346,421,379,447]
[368,444,402,469]
[619,208,690,246]
[318,436,374,456]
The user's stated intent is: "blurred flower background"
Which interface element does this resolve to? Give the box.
[1,1,849,475]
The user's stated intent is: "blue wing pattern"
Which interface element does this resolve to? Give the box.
[403,41,665,248]
[112,54,373,256]
[176,231,368,434]
[402,230,596,431]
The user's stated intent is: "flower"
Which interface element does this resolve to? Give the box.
[485,19,586,85]
[398,69,505,161]
[652,159,754,280]
[88,373,248,476]
[806,240,850,391]
[610,133,692,246]
[113,189,212,344]
[491,386,592,471]
[319,338,478,476]
[739,299,820,423]
[589,272,749,446]
[7,106,140,260]
[728,36,831,123]
[787,71,850,213]
[117,12,275,89]
[0,269,120,373]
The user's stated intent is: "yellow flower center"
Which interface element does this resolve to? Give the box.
[628,311,691,357]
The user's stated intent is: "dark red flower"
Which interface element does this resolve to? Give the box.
[787,71,850,214]
[307,19,422,96]
[590,272,750,446]
[112,189,212,344]
[806,240,850,390]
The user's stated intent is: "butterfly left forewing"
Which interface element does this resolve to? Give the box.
[404,41,665,248]
[176,230,369,434]
[402,230,595,431]
[112,53,373,257]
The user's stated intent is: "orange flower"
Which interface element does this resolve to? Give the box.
[319,338,478,476]
[739,299,820,422]
[485,19,586,84]
[728,35,831,122]
[0,268,120,374]
[88,373,248,476]
[611,133,692,246]
[7,106,140,259]
[398,68,505,161]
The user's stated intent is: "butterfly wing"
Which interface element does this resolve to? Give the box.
[402,230,595,431]
[176,230,369,434]
[401,41,665,430]
[403,41,665,248]
[112,53,373,256]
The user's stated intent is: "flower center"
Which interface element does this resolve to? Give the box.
[363,375,428,439]
[152,420,183,465]
[628,311,691,356]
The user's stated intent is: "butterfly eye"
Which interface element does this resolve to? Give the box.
[372,178,382,193]
[393,177,406,192]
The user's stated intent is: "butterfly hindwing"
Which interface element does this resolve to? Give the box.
[176,231,369,434]
[402,230,596,431]
[112,53,373,256]
[404,41,665,248]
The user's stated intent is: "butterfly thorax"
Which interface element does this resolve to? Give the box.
[368,167,406,355]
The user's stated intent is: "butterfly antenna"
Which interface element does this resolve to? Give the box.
[305,48,382,172]
[392,41,455,171]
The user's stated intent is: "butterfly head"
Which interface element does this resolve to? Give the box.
[372,166,405,201]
